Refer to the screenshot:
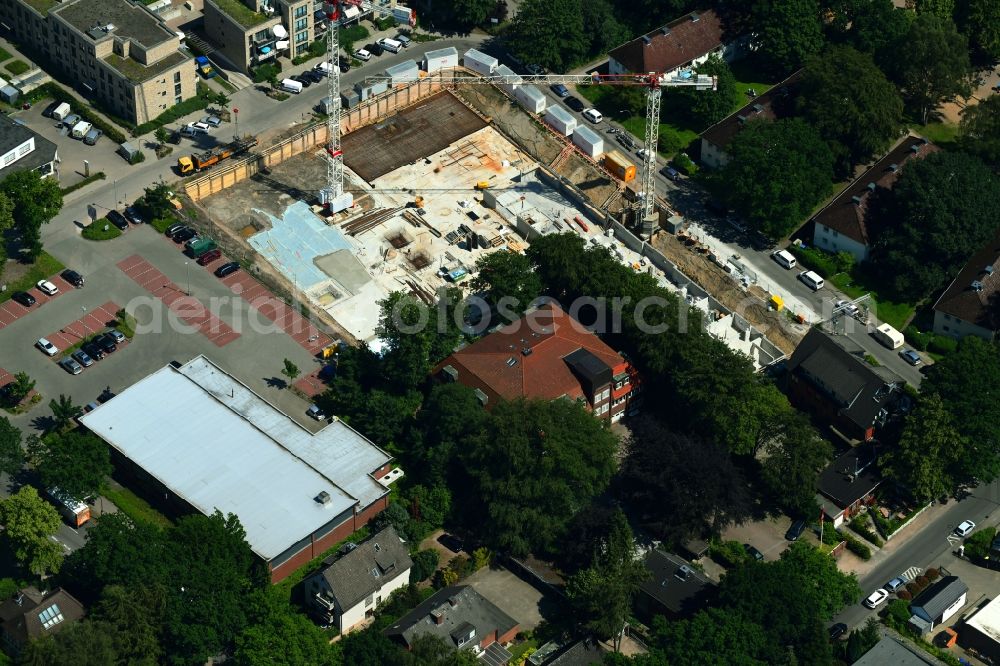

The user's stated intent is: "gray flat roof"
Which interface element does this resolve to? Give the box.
[80,356,391,561]
[852,635,943,666]
[54,0,174,47]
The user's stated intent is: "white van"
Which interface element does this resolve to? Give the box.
[378,38,402,54]
[771,249,797,270]
[280,78,303,94]
[873,323,904,349]
[52,102,71,121]
[582,108,603,123]
[798,270,824,291]
[71,120,93,139]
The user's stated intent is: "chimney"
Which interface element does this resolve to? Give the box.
[431,609,445,625]
[851,195,862,205]
[888,163,899,172]
[641,36,651,46]
[985,265,994,275]
[910,144,920,154]
[448,595,460,607]
[315,491,331,505]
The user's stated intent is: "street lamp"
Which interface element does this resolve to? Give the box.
[184,261,191,296]
[80,306,88,337]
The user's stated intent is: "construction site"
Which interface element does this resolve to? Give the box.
[183,61,789,365]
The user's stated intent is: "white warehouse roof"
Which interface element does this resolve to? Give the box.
[967,595,1000,645]
[80,356,392,562]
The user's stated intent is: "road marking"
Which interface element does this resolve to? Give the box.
[902,566,922,581]
[946,534,962,547]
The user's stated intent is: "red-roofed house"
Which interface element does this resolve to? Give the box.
[608,10,747,78]
[434,303,640,421]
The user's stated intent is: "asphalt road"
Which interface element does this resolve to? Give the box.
[834,478,1000,631]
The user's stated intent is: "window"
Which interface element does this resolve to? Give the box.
[17,143,30,157]
[366,594,374,606]
[175,95,182,105]
[174,83,182,96]
[38,604,64,630]
[295,17,308,31]
[3,153,15,166]
[174,71,181,83]
[295,5,308,17]
[295,29,308,44]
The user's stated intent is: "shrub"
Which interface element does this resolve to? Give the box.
[849,515,884,547]
[788,244,840,278]
[252,62,281,84]
[925,568,940,581]
[129,150,146,165]
[4,59,30,76]
[906,582,920,596]
[897,589,912,600]
[409,549,439,583]
[928,335,957,355]
[905,325,931,351]
[0,579,17,601]
[60,171,106,195]
[673,152,697,176]
[845,534,871,560]
[151,217,178,233]
[965,526,997,561]
[915,575,929,588]
[886,599,912,627]
[656,126,685,154]
[81,220,122,241]
[864,354,881,367]
[709,540,748,568]
[471,547,491,571]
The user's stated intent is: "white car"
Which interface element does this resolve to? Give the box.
[36,279,59,295]
[835,299,859,317]
[354,48,371,61]
[36,337,58,356]
[582,108,603,124]
[863,588,889,609]
[955,520,976,538]
[636,148,651,160]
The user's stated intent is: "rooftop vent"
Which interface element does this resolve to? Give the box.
[985,265,994,275]
[752,103,764,114]
[737,114,747,124]
[888,163,899,172]
[641,36,652,45]
[867,182,876,192]
[506,357,517,367]
[690,12,700,21]
[315,491,331,505]
[921,137,929,145]
[521,347,533,356]
[972,280,984,292]
[675,565,692,581]
[474,388,489,406]
[851,195,863,205]
[660,26,671,36]
[441,365,458,382]
[910,144,920,154]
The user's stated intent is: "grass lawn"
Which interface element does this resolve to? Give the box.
[3,59,29,76]
[829,272,915,330]
[103,486,174,528]
[909,121,959,147]
[0,252,65,304]
[728,56,783,96]
[0,48,11,64]
[578,86,699,157]
[81,220,122,241]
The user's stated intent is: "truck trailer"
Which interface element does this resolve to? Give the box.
[177,135,258,174]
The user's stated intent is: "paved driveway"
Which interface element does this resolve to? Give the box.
[464,565,554,631]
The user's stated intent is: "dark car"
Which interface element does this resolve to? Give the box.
[61,269,85,287]
[549,83,570,97]
[616,133,637,150]
[107,210,129,231]
[785,519,806,541]
[338,57,351,73]
[124,206,143,224]
[164,222,186,238]
[661,166,680,181]
[743,543,764,561]
[173,227,197,243]
[214,261,240,278]
[96,333,117,355]
[565,96,585,112]
[828,623,848,641]
[11,291,36,307]
[292,74,312,88]
[366,42,384,56]
[197,248,222,265]
[302,69,323,84]
[42,101,61,117]
[82,341,105,361]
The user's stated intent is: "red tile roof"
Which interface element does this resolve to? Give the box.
[435,303,628,406]
[609,10,724,75]
[933,226,1000,328]
[700,70,803,151]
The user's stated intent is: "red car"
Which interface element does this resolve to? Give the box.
[197,249,222,265]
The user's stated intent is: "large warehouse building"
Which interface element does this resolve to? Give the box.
[80,356,396,582]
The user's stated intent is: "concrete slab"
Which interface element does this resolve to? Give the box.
[464,566,550,632]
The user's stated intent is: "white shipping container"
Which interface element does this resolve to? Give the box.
[514,84,546,113]
[463,48,498,75]
[572,125,604,158]
[544,105,577,136]
[423,46,458,73]
[384,59,419,86]
[495,64,521,95]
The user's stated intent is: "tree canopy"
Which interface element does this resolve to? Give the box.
[0,485,63,576]
[0,416,24,477]
[506,0,589,72]
[827,0,914,55]
[869,150,1000,301]
[748,0,825,75]
[885,393,963,499]
[669,55,743,129]
[798,45,903,176]
[716,118,834,239]
[959,95,1000,169]
[0,170,63,261]
[470,250,542,319]
[954,0,1000,60]
[28,430,111,502]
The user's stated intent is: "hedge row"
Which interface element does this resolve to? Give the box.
[60,171,106,195]
[903,325,958,355]
[787,244,855,278]
[849,515,884,547]
[844,533,872,560]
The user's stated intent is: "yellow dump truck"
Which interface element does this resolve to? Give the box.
[177,135,258,175]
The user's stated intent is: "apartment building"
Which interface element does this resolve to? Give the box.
[0,0,196,125]
[203,0,312,74]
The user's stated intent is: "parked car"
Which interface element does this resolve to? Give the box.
[899,348,922,366]
[164,223,187,238]
[201,115,222,127]
[835,299,859,317]
[366,42,383,56]
[59,357,83,375]
[549,84,570,97]
[173,227,197,243]
[743,543,764,561]
[582,108,603,124]
[82,341,105,361]
[214,261,240,278]
[36,337,58,356]
[616,133,636,150]
[863,588,889,609]
[42,101,60,118]
[302,69,323,84]
[354,48,372,61]
[197,248,222,265]
[36,279,59,295]
[307,404,326,420]
[107,210,129,231]
[83,128,103,146]
[11,291,36,307]
[291,74,312,88]
[96,333,117,355]
[636,148,651,160]
[124,206,143,224]
[338,57,351,72]
[565,96,585,112]
[395,33,411,48]
[884,576,908,593]
[61,113,81,128]
[955,520,976,537]
[71,349,94,367]
[61,269,85,287]
[785,519,806,541]
[108,329,126,344]
[828,623,848,641]
[661,165,680,181]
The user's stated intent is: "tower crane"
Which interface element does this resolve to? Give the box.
[365,71,716,226]
[321,1,415,214]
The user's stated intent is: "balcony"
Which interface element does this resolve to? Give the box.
[313,593,336,612]
[253,38,278,62]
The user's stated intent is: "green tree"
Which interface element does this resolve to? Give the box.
[470,251,542,319]
[959,94,1000,169]
[566,510,649,652]
[154,126,170,147]
[845,617,881,662]
[649,608,782,665]
[882,13,972,123]
[92,583,165,663]
[234,610,335,666]
[749,0,825,75]
[885,394,963,499]
[0,485,63,575]
[828,0,914,54]
[18,621,122,665]
[870,150,1000,300]
[716,118,834,239]
[29,431,111,501]
[281,358,300,384]
[48,394,82,430]
[376,291,463,391]
[799,45,903,175]
[408,383,489,486]
[458,399,617,556]
[0,170,63,261]
[507,0,588,71]
[6,372,35,404]
[914,0,955,19]
[444,0,494,28]
[0,417,24,477]
[759,411,833,518]
[673,55,743,128]
[135,182,175,221]
[954,0,1000,60]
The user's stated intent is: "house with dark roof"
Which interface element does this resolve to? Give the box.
[434,302,639,421]
[700,70,802,169]
[384,585,518,662]
[786,328,905,442]
[0,115,58,181]
[853,633,948,666]
[932,226,1000,341]
[0,587,85,654]
[817,444,882,528]
[607,9,747,78]
[636,550,715,622]
[811,136,938,261]
[305,526,412,633]
[909,576,968,634]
